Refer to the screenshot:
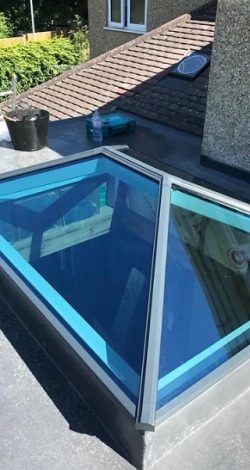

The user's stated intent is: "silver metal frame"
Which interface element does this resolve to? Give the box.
[0,146,164,183]
[156,344,250,425]
[168,175,250,216]
[0,147,249,431]
[135,175,171,431]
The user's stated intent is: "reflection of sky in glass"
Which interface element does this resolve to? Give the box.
[157,189,250,408]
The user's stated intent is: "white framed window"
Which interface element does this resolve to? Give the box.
[108,0,147,32]
[108,0,125,29]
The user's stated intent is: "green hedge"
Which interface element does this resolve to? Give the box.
[0,37,83,98]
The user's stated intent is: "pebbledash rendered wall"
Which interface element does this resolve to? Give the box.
[202,0,250,173]
[88,0,211,58]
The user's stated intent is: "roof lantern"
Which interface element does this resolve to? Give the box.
[0,147,249,434]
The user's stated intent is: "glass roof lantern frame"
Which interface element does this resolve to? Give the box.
[0,146,249,432]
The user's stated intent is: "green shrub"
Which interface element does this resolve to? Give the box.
[69,16,89,63]
[0,12,12,38]
[0,37,84,99]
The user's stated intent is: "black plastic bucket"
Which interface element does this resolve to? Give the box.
[4,109,49,151]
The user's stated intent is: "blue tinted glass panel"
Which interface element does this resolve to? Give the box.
[0,155,159,404]
[157,188,250,408]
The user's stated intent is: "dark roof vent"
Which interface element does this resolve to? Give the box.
[169,51,211,80]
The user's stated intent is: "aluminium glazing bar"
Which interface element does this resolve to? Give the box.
[156,344,250,425]
[135,174,171,431]
[158,321,250,392]
[168,176,250,216]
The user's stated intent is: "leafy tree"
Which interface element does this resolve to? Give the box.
[0,0,88,34]
[69,15,89,63]
[0,12,12,37]
[0,1,30,34]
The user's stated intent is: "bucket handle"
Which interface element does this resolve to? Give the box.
[4,101,36,122]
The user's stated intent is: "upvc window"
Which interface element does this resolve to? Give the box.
[108,0,147,32]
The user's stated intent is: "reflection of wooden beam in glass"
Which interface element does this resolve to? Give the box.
[172,206,250,275]
[13,206,113,261]
[187,246,248,332]
[171,206,250,355]
[29,174,109,261]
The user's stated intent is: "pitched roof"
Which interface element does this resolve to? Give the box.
[1,1,217,136]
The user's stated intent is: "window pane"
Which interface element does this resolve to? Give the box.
[0,155,159,405]
[157,189,250,409]
[130,0,145,25]
[111,0,121,23]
